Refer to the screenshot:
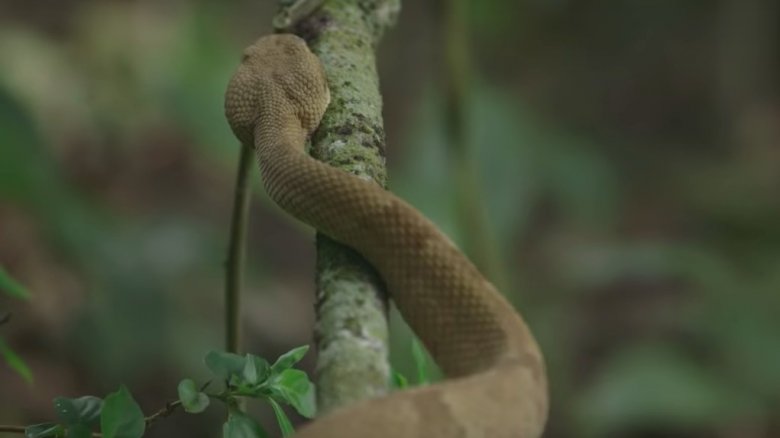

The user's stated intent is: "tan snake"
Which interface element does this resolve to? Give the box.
[224,34,548,438]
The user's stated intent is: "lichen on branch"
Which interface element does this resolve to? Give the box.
[283,0,400,414]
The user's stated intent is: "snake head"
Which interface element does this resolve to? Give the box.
[225,34,330,147]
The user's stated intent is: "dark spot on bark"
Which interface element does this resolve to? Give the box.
[336,124,354,136]
[368,139,387,157]
[343,317,363,336]
[357,0,377,17]
[294,10,333,43]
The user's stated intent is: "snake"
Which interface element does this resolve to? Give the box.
[224,34,548,438]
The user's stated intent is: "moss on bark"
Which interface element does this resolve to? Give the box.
[284,0,400,414]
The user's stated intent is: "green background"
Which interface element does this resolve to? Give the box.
[1,0,778,436]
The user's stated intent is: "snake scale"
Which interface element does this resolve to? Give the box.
[224,34,548,438]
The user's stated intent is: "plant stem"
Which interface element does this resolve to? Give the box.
[0,399,182,437]
[225,143,254,354]
[0,425,101,437]
[145,400,183,429]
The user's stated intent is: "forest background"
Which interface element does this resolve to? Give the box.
[0,1,778,437]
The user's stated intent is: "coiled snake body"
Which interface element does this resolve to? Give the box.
[225,34,548,438]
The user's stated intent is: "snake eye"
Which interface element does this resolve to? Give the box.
[241,53,250,62]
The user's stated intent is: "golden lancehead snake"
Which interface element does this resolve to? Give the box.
[224,34,548,438]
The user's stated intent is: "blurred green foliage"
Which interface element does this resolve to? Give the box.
[0,266,32,383]
[0,0,777,437]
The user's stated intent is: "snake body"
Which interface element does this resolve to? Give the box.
[225,34,548,438]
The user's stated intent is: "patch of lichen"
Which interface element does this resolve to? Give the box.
[302,0,395,186]
[314,236,390,412]
[314,237,387,347]
[289,0,400,415]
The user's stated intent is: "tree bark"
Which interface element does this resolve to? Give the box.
[283,0,401,414]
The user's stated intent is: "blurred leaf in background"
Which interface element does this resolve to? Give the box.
[0,266,30,300]
[0,265,32,383]
[0,337,33,384]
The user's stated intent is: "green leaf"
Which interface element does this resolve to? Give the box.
[270,345,309,374]
[205,350,246,381]
[64,423,92,438]
[411,338,431,385]
[268,369,316,418]
[0,337,33,384]
[268,399,294,437]
[53,396,102,426]
[0,266,30,299]
[242,355,258,385]
[222,411,268,438]
[391,370,408,389]
[177,379,211,414]
[24,423,63,438]
[101,386,145,438]
[242,355,270,386]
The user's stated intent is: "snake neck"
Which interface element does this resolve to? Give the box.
[254,112,308,152]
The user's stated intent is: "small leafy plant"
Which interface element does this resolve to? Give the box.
[20,346,315,438]
[187,346,316,437]
[25,388,142,438]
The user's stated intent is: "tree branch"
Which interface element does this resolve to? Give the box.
[224,144,254,354]
[284,0,401,414]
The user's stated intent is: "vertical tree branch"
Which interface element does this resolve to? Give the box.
[285,0,401,414]
[225,144,254,354]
